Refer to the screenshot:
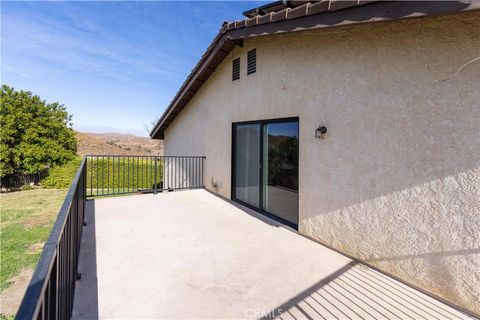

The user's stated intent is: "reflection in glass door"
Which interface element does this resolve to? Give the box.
[232,118,298,227]
[263,121,298,225]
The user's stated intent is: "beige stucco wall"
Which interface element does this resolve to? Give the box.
[163,12,480,314]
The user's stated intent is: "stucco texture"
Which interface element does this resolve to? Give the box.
[163,12,480,314]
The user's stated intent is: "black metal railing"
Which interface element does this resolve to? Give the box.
[85,155,205,198]
[16,155,205,319]
[16,158,86,320]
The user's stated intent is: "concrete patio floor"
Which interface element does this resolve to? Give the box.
[72,189,471,319]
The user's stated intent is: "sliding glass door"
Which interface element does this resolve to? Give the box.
[232,118,298,227]
[234,123,261,207]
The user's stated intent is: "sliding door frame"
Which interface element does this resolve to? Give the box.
[231,117,299,229]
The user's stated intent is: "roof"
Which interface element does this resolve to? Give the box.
[242,1,323,18]
[150,0,480,139]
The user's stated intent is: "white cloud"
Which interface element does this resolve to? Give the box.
[2,3,184,81]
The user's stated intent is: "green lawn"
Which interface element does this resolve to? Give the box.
[0,189,67,290]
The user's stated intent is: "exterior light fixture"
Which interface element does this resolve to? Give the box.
[315,126,327,139]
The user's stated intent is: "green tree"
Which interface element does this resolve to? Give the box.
[0,85,77,177]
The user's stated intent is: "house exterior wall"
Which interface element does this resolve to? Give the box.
[163,12,480,314]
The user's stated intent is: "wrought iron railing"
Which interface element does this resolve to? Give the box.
[16,155,205,319]
[16,158,86,320]
[85,155,205,197]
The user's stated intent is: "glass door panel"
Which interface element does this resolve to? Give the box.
[233,119,299,227]
[234,123,261,208]
[262,121,299,225]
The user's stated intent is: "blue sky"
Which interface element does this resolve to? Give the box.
[1,1,265,136]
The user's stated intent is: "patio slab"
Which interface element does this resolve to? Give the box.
[72,189,470,319]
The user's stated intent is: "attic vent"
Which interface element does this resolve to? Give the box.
[232,57,240,81]
[247,49,256,75]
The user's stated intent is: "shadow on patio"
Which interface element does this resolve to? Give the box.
[72,190,470,319]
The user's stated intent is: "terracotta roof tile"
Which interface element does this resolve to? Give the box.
[246,17,259,27]
[307,1,330,15]
[287,4,309,20]
[235,20,246,28]
[257,13,273,25]
[271,8,290,22]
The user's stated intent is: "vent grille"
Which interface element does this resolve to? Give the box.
[247,49,256,75]
[232,57,240,81]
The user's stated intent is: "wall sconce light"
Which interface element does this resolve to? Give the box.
[315,126,327,139]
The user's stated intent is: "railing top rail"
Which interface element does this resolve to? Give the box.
[16,157,87,319]
[85,154,206,198]
[85,154,206,158]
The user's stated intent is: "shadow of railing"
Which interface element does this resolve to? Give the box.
[72,200,99,319]
[366,248,480,263]
[261,262,469,320]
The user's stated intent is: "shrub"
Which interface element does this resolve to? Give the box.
[41,158,82,189]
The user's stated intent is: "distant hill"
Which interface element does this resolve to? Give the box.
[76,131,163,156]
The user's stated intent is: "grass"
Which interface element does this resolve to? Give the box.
[0,189,67,291]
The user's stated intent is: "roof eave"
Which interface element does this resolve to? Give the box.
[150,1,480,140]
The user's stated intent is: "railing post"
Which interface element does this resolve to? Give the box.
[154,157,158,194]
[82,158,87,226]
[202,157,205,188]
